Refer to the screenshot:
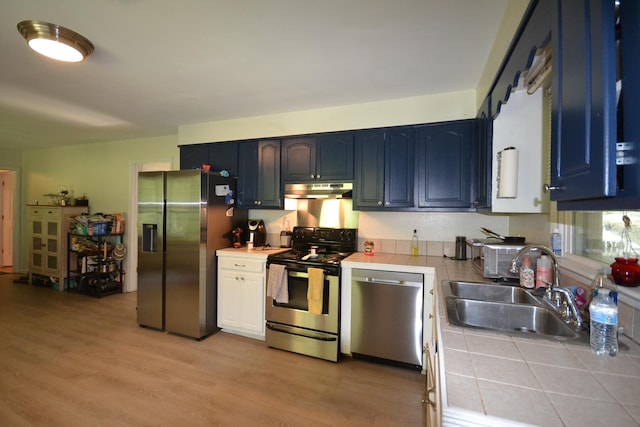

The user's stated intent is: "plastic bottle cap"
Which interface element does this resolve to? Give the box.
[553,228,560,233]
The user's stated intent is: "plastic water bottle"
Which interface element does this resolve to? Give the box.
[551,228,562,257]
[591,267,618,305]
[589,289,618,356]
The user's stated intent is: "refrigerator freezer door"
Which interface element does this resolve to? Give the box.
[164,170,205,338]
[137,171,165,330]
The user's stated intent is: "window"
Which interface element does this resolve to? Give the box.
[573,211,640,263]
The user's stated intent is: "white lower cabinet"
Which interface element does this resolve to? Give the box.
[424,340,441,427]
[217,256,266,340]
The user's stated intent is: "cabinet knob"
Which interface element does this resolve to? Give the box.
[316,175,321,179]
[543,183,563,193]
[377,201,383,206]
[310,174,315,179]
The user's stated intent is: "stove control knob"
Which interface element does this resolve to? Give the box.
[340,229,354,241]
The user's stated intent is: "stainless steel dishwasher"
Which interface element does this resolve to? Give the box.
[351,268,423,369]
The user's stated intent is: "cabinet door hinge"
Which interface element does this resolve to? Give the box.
[616,142,636,165]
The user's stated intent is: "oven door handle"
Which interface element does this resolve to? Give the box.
[285,270,331,278]
[266,323,337,342]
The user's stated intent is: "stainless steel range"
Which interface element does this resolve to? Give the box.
[265,226,357,362]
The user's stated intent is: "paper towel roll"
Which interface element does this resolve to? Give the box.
[497,147,518,198]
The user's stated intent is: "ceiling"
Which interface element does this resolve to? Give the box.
[0,0,512,151]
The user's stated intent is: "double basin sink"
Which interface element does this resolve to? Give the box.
[443,280,589,343]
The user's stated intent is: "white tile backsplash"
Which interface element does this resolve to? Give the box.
[427,240,444,256]
[356,237,454,257]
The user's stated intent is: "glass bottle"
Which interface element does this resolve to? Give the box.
[411,230,419,256]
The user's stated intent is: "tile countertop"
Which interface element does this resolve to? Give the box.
[341,252,447,273]
[216,246,289,259]
[344,253,640,427]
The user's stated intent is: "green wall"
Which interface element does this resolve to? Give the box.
[16,135,179,272]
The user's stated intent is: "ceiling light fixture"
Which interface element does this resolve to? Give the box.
[17,20,94,63]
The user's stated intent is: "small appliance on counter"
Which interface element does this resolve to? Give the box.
[248,219,267,247]
[468,238,530,280]
[279,218,292,248]
[455,236,467,260]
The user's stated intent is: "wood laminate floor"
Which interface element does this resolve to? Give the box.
[0,274,426,426]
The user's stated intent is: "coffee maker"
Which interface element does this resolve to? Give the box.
[248,220,267,247]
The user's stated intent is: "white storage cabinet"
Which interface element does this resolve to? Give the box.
[217,256,267,340]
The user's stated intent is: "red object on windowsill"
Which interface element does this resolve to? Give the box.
[610,257,640,287]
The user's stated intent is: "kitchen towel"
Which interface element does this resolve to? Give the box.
[267,264,288,304]
[307,267,325,315]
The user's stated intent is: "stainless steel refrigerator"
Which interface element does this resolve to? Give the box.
[137,170,247,339]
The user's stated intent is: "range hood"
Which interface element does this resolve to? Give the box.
[284,182,353,199]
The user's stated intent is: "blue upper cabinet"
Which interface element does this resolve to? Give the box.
[281,137,315,182]
[384,128,415,208]
[207,142,238,177]
[179,144,209,170]
[316,133,354,181]
[416,121,473,209]
[353,130,385,209]
[237,139,282,209]
[179,142,238,176]
[550,0,617,202]
[553,0,640,209]
[281,132,354,182]
[353,127,414,210]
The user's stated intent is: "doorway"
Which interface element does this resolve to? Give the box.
[0,170,16,272]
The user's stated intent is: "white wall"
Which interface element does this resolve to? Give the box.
[0,147,23,169]
[22,135,179,213]
[179,91,477,145]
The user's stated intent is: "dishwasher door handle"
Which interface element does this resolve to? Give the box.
[355,277,422,288]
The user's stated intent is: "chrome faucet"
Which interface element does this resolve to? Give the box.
[510,245,583,328]
[547,285,584,328]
